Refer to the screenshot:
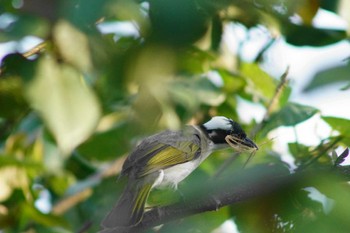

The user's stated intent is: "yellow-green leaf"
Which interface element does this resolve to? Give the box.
[53,20,92,72]
[0,167,28,201]
[26,56,101,154]
[322,116,350,136]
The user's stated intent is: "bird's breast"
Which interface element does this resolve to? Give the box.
[153,149,212,189]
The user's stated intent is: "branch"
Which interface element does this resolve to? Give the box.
[52,156,126,215]
[99,163,350,233]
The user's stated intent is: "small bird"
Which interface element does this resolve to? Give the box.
[101,116,258,229]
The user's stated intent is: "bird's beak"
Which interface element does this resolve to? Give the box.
[242,137,259,150]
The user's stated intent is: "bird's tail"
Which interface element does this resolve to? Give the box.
[101,179,153,229]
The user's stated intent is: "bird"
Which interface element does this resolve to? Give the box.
[101,116,258,229]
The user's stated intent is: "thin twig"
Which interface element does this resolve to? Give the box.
[264,66,290,120]
[243,151,256,168]
[22,42,46,58]
[249,66,290,138]
[51,156,126,214]
[297,136,343,170]
[254,38,276,63]
[52,189,93,215]
[212,152,240,178]
[77,221,93,233]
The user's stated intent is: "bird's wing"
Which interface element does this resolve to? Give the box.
[122,127,201,178]
[138,141,200,177]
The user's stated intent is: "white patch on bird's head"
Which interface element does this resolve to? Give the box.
[203,116,233,131]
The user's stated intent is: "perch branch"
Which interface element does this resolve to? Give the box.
[100,162,350,233]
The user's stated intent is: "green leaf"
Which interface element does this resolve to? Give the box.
[169,77,225,109]
[77,177,125,232]
[61,0,108,32]
[304,63,350,92]
[319,0,340,13]
[25,56,101,154]
[322,116,350,136]
[322,116,350,145]
[241,63,276,101]
[0,155,42,170]
[0,15,49,42]
[278,85,292,107]
[53,20,92,72]
[218,69,246,94]
[211,15,223,51]
[149,0,210,46]
[0,167,28,201]
[77,121,131,161]
[261,103,319,135]
[21,203,69,228]
[177,48,215,74]
[288,142,311,165]
[0,76,27,119]
[65,152,96,179]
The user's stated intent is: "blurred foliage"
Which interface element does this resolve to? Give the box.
[304,61,350,92]
[0,0,349,232]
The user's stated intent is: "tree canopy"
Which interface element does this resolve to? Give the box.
[0,0,350,232]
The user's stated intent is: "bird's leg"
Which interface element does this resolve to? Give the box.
[209,195,222,211]
[175,187,186,203]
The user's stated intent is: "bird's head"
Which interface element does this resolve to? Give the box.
[202,116,258,151]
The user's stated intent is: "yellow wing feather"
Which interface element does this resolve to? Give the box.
[140,142,200,176]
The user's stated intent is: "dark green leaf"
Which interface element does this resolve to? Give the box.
[334,148,349,166]
[0,76,27,119]
[65,152,97,179]
[319,0,340,13]
[288,142,311,165]
[261,103,319,135]
[61,0,108,32]
[77,177,125,232]
[304,63,350,92]
[211,15,223,51]
[0,15,49,42]
[285,24,347,47]
[169,77,225,110]
[77,122,131,161]
[149,0,210,46]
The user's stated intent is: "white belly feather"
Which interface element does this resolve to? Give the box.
[153,149,213,189]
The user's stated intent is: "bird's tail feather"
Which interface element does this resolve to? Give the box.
[101,179,153,229]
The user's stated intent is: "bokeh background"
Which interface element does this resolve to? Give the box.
[0,0,350,232]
